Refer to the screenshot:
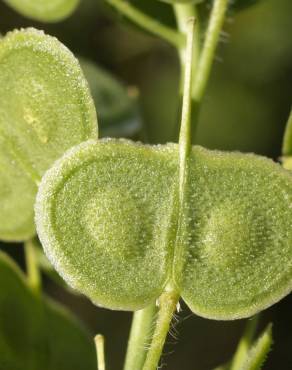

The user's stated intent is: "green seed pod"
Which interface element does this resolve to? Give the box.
[0,252,97,370]
[35,139,292,319]
[3,0,80,23]
[0,28,97,241]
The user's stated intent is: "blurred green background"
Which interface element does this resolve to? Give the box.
[0,0,291,369]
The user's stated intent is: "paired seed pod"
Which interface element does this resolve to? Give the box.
[0,27,291,321]
[35,139,292,319]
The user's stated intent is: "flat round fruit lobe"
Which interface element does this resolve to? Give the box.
[3,0,80,22]
[36,140,292,318]
[178,147,292,319]
[0,28,97,241]
[35,139,178,311]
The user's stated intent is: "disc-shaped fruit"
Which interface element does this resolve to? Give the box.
[3,0,80,22]
[36,139,292,319]
[36,139,178,310]
[0,28,97,241]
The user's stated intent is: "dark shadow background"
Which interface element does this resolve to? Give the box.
[0,0,291,369]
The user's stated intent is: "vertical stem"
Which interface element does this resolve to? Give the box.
[174,3,201,80]
[230,315,260,370]
[24,238,41,294]
[95,334,106,370]
[142,287,179,370]
[142,21,195,370]
[121,9,194,370]
[173,3,200,141]
[124,303,157,370]
[178,17,196,195]
[122,2,229,369]
[193,0,229,103]
[174,0,229,138]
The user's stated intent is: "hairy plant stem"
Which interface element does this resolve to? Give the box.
[24,238,41,294]
[178,14,195,196]
[105,0,185,48]
[123,14,196,370]
[173,3,200,87]
[142,18,195,370]
[142,287,180,370]
[230,315,260,370]
[193,0,229,103]
[124,303,157,370]
[123,2,229,369]
[241,324,273,370]
[174,0,229,137]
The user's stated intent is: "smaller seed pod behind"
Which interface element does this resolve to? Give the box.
[3,0,80,22]
[0,28,97,241]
